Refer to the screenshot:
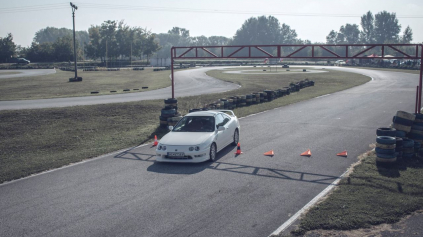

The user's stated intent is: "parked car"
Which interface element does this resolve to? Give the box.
[282,64,289,68]
[156,110,241,163]
[10,58,30,64]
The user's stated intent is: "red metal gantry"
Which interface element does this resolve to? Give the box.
[170,44,423,113]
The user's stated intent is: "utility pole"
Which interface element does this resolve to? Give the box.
[130,41,132,66]
[106,40,108,68]
[69,2,82,82]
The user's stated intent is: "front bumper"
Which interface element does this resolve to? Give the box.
[155,145,210,163]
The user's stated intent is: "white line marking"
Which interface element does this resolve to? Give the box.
[0,143,150,187]
[315,94,331,99]
[268,169,349,237]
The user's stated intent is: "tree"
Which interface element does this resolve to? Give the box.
[85,25,102,60]
[0,33,16,63]
[24,42,54,62]
[232,16,282,45]
[100,20,118,61]
[52,35,74,62]
[326,30,338,44]
[34,27,89,48]
[402,26,413,43]
[374,11,401,43]
[360,11,374,43]
[143,34,160,63]
[340,24,360,44]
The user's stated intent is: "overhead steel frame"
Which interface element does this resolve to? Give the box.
[170,44,423,113]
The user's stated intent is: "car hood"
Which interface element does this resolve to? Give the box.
[160,132,214,146]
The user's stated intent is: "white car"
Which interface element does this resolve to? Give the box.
[156,110,241,163]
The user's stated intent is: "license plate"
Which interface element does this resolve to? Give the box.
[167,152,185,157]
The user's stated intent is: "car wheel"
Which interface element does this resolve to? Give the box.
[232,129,239,146]
[209,143,217,161]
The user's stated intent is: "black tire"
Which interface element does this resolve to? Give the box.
[375,147,395,154]
[392,116,414,126]
[376,153,396,159]
[209,143,217,161]
[376,127,396,137]
[408,133,423,140]
[396,111,415,121]
[396,137,403,146]
[161,109,176,116]
[414,113,423,120]
[411,123,423,131]
[164,98,177,104]
[396,130,407,137]
[232,129,239,146]
[376,136,396,145]
[376,143,396,149]
[402,138,414,148]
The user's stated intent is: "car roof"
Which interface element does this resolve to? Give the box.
[185,111,219,117]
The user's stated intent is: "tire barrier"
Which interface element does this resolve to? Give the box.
[142,87,149,89]
[375,136,397,163]
[185,79,317,121]
[376,127,396,137]
[123,89,130,92]
[160,98,179,128]
[91,91,99,94]
[133,67,144,71]
[402,138,415,159]
[392,111,415,133]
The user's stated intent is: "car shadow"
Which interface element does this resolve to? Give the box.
[115,144,344,185]
[146,144,237,175]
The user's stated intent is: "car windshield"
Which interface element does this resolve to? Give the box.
[172,116,215,132]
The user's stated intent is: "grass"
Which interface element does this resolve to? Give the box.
[0,71,20,75]
[0,67,370,183]
[0,68,172,100]
[279,150,423,237]
[346,66,421,75]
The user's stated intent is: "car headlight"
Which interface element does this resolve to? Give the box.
[162,146,166,151]
[157,145,162,150]
[195,146,200,151]
[189,147,194,151]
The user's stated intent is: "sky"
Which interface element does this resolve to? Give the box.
[1,0,422,47]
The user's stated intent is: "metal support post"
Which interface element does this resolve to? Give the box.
[171,47,175,99]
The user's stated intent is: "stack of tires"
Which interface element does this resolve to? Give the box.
[395,137,403,159]
[246,94,253,105]
[264,90,275,102]
[259,92,265,103]
[238,95,246,107]
[160,98,181,128]
[402,138,415,159]
[375,134,397,163]
[392,111,415,133]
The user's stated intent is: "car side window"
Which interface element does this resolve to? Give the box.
[221,113,231,125]
[215,114,224,128]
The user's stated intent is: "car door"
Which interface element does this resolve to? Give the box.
[221,113,235,145]
[214,114,225,150]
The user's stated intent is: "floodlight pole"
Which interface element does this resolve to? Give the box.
[71,2,78,79]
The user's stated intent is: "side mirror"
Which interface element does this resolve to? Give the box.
[168,126,174,131]
[217,126,225,131]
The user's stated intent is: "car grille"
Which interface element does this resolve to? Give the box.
[165,155,193,159]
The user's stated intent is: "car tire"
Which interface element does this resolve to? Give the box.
[209,143,217,161]
[232,129,239,146]
[376,136,396,145]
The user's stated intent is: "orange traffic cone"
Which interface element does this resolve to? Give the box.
[264,150,274,156]
[153,135,158,146]
[234,143,243,155]
[300,149,311,156]
[337,150,347,157]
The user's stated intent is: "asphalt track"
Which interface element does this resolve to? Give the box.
[0,67,418,237]
[0,69,56,79]
[0,68,240,110]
